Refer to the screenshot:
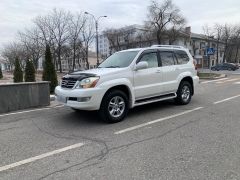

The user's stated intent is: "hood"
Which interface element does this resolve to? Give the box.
[63,68,125,80]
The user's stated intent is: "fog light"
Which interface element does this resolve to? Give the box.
[77,97,91,102]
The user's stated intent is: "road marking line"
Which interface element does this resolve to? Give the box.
[201,78,228,84]
[213,94,240,104]
[114,107,204,135]
[0,142,85,172]
[0,105,64,118]
[234,82,240,84]
[216,78,239,84]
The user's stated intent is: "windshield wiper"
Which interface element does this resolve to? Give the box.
[105,66,120,68]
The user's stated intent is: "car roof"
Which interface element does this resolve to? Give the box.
[120,45,188,53]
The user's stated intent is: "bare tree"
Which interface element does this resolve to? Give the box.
[222,24,233,62]
[49,9,71,72]
[231,25,240,63]
[167,24,186,45]
[34,14,57,67]
[18,28,43,69]
[1,42,29,70]
[34,9,72,72]
[146,0,186,44]
[202,24,215,68]
[104,29,122,54]
[213,24,223,64]
[68,13,86,71]
[81,16,95,69]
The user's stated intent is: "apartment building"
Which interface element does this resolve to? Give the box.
[189,32,225,68]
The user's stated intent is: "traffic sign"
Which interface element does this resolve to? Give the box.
[207,48,215,55]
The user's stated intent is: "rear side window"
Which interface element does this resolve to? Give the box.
[175,50,190,64]
[160,52,175,66]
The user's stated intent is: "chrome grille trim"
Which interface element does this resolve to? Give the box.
[61,79,77,89]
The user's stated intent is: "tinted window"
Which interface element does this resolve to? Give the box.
[160,52,175,66]
[99,51,139,68]
[139,52,158,68]
[175,50,189,64]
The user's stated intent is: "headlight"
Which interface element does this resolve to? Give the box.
[77,77,100,89]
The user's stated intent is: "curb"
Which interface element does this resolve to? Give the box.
[50,95,55,101]
[199,74,227,80]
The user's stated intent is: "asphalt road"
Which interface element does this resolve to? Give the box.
[1,73,240,180]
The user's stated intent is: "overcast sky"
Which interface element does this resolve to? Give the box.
[1,0,240,48]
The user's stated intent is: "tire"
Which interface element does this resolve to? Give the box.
[175,81,192,105]
[99,90,129,123]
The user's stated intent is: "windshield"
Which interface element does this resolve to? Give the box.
[98,51,139,68]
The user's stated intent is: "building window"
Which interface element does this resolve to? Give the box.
[200,42,205,49]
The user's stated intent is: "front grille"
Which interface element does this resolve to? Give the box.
[61,79,77,89]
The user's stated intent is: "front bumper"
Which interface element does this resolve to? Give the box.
[55,86,106,110]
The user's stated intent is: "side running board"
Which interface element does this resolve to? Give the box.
[135,93,177,106]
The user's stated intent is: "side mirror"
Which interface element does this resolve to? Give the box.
[135,61,148,71]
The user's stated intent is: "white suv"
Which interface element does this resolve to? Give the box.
[55,45,199,123]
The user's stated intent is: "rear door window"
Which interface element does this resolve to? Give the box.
[160,51,175,66]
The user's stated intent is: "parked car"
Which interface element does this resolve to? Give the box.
[55,45,199,123]
[229,63,239,69]
[211,63,238,71]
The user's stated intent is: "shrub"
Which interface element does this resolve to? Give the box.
[13,57,23,83]
[25,59,36,82]
[42,45,58,93]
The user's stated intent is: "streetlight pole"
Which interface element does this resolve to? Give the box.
[85,12,107,66]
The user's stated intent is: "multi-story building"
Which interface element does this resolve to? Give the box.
[189,32,225,68]
[98,34,110,58]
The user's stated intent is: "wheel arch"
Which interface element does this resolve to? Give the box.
[102,84,133,108]
[179,76,194,95]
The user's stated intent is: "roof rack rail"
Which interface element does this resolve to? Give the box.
[151,45,185,49]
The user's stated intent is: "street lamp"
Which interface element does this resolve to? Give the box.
[85,12,107,66]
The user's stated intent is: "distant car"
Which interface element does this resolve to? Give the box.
[229,63,239,69]
[211,63,238,71]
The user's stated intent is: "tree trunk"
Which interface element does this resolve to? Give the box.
[58,46,62,73]
[157,30,161,44]
[85,48,89,69]
[72,41,76,71]
[223,43,228,63]
[216,40,219,64]
[235,45,239,63]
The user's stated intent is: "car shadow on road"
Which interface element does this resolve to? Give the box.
[60,109,104,125]
[57,100,176,126]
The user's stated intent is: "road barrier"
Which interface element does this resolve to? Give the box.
[0,82,50,113]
